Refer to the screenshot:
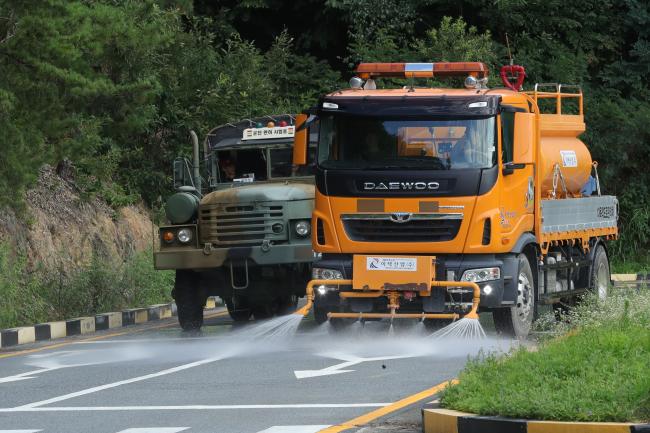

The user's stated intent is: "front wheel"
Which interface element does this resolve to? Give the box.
[173,270,204,331]
[226,296,252,322]
[493,253,536,338]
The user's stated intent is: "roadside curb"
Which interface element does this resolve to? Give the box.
[422,403,650,433]
[0,296,222,349]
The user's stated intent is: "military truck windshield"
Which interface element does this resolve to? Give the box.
[217,146,316,183]
[318,115,496,170]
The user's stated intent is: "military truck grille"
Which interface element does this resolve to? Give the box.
[341,213,462,242]
[199,204,285,246]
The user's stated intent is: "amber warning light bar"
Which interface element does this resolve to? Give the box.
[355,62,489,79]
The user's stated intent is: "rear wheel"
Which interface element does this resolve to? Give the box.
[173,270,204,331]
[493,253,536,338]
[591,245,610,301]
[226,295,252,322]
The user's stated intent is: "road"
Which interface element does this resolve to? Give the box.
[0,305,516,433]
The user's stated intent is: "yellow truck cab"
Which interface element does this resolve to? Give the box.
[292,62,618,337]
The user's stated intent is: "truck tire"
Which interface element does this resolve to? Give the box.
[226,296,252,322]
[173,270,204,331]
[493,253,535,338]
[314,305,328,324]
[591,245,610,301]
[252,303,275,320]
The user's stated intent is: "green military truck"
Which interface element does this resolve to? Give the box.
[154,115,317,330]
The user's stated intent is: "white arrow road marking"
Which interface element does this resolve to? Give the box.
[294,352,417,379]
[116,429,189,433]
[1,350,125,384]
[256,426,331,433]
[27,350,85,359]
[0,367,66,384]
[17,355,228,409]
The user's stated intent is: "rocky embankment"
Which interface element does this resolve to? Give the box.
[0,165,154,272]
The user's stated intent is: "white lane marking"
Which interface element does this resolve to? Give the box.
[116,429,189,433]
[294,352,415,379]
[0,403,388,412]
[0,430,42,433]
[17,355,227,409]
[256,426,331,433]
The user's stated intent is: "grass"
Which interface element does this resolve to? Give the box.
[0,243,174,329]
[440,288,650,423]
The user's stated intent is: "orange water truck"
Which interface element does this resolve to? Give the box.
[293,62,618,337]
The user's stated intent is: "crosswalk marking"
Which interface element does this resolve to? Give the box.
[256,426,331,433]
[115,429,189,433]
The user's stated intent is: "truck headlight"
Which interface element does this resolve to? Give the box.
[461,267,500,282]
[295,220,310,237]
[177,228,193,244]
[312,267,343,280]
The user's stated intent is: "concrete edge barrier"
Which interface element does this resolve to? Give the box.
[0,296,220,349]
[422,403,650,433]
[35,321,67,341]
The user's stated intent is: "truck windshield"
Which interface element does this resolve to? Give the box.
[318,115,496,170]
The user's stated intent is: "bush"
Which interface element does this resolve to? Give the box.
[441,288,650,422]
[0,244,173,329]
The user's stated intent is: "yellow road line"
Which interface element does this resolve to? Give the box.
[319,379,458,433]
[0,309,229,360]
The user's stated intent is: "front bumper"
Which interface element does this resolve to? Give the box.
[154,243,314,270]
[312,253,519,309]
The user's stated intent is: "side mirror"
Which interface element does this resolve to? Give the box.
[293,114,309,166]
[173,157,196,190]
[173,158,186,189]
[513,112,535,165]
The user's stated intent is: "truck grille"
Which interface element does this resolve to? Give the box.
[341,213,462,242]
[199,203,286,246]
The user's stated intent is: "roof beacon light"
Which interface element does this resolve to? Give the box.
[363,78,377,90]
[349,76,364,89]
[355,62,489,80]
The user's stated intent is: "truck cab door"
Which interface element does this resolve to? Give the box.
[499,110,536,238]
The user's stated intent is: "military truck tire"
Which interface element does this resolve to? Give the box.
[173,270,204,331]
[252,303,275,320]
[493,253,535,338]
[226,296,252,322]
[276,295,299,315]
[591,245,610,301]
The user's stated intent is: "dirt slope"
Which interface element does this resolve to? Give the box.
[0,165,154,272]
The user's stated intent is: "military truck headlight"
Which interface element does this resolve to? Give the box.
[461,267,500,282]
[312,268,343,280]
[295,220,310,237]
[177,228,192,244]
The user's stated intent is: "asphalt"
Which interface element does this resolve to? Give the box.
[0,305,517,433]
